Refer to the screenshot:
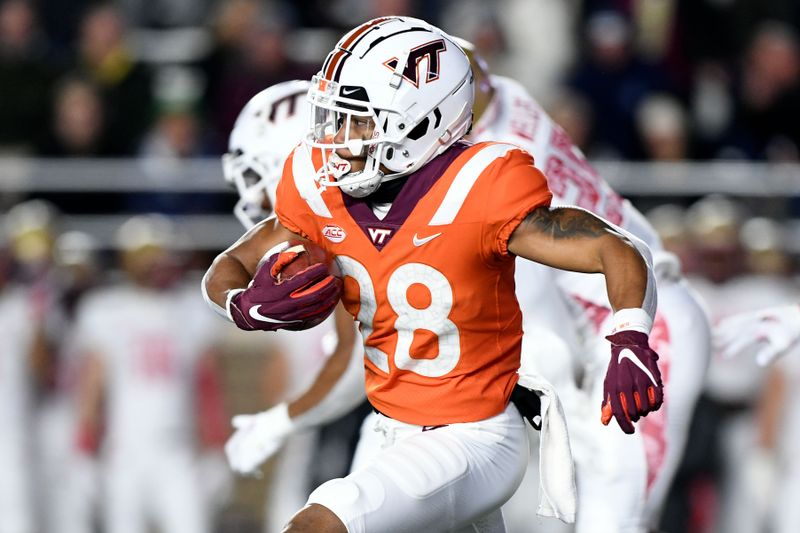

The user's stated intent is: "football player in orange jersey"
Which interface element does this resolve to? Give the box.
[204,16,662,533]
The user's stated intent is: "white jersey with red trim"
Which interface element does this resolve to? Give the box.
[0,285,36,533]
[73,281,221,452]
[0,286,36,437]
[468,76,710,533]
[470,75,662,252]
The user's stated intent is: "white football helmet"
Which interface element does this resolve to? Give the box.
[306,16,474,197]
[223,80,311,228]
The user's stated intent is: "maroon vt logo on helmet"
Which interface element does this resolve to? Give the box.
[383,39,447,88]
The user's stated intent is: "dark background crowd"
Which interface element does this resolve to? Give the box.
[2,0,800,163]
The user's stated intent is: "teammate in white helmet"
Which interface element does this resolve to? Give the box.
[205,16,662,532]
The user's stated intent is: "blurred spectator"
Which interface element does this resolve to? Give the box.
[37,76,111,157]
[731,21,800,160]
[548,88,593,154]
[567,10,674,158]
[0,0,58,153]
[636,93,689,160]
[690,62,737,158]
[206,6,316,144]
[74,4,154,155]
[140,66,212,159]
[140,107,205,159]
[116,0,213,29]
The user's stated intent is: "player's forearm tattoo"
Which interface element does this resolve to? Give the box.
[522,206,609,240]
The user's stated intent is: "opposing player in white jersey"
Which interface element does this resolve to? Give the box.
[0,224,39,533]
[73,215,227,533]
[218,80,364,532]
[462,44,710,532]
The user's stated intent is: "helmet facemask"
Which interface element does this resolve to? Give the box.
[305,76,412,198]
[222,148,283,229]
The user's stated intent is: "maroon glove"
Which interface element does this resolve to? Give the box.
[227,245,342,332]
[601,330,664,434]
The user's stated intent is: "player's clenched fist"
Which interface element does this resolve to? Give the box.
[226,240,342,331]
[600,310,664,434]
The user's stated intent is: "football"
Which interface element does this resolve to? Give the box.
[275,238,340,283]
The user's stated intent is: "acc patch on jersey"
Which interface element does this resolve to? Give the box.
[322,224,347,243]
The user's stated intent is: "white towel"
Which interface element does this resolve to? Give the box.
[516,368,577,523]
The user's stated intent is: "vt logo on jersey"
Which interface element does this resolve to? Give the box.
[367,227,393,245]
[383,39,446,88]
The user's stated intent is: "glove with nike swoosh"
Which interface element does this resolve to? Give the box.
[227,242,342,332]
[601,309,664,434]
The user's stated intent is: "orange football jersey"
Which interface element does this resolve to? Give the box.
[275,141,552,425]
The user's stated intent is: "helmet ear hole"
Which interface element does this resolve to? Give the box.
[386,147,394,160]
[407,116,430,140]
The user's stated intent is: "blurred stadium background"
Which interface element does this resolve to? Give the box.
[1,0,800,532]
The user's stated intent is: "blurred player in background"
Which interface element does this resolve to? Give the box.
[217,79,362,532]
[38,230,103,533]
[0,206,49,533]
[73,214,229,533]
[207,16,663,532]
[712,220,800,533]
[463,41,711,533]
[686,198,798,533]
[3,201,106,533]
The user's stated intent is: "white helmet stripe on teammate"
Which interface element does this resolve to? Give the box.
[305,16,475,198]
[223,80,311,229]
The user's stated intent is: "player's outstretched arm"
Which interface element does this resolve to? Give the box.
[508,206,663,434]
[714,304,800,366]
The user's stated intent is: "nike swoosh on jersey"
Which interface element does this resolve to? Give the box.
[412,232,442,246]
[618,348,658,386]
[249,305,300,324]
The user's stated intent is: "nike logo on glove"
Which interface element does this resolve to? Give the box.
[249,305,301,324]
[618,348,658,386]
[412,232,442,247]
